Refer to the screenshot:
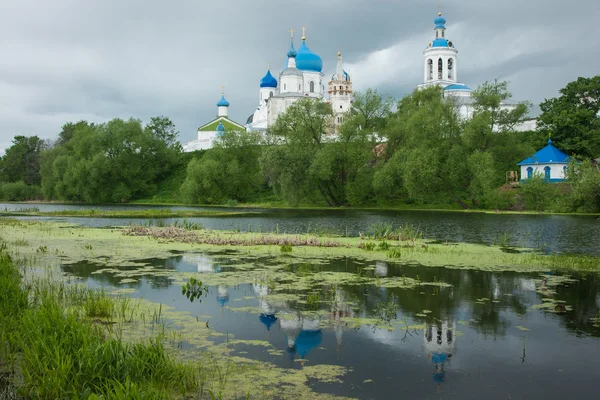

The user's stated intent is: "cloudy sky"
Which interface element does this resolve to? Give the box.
[1,0,597,153]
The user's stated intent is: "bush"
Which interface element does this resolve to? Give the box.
[0,181,42,201]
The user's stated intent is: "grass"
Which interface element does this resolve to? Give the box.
[0,251,198,398]
[0,208,252,219]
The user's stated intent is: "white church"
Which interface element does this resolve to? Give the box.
[246,28,352,133]
[183,11,536,152]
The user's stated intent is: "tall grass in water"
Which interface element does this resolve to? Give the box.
[0,251,198,398]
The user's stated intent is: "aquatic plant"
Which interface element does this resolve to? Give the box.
[181,277,207,303]
[377,240,390,251]
[387,249,402,259]
[369,221,394,240]
[360,242,376,251]
[280,244,293,253]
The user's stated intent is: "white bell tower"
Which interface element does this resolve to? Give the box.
[419,12,459,89]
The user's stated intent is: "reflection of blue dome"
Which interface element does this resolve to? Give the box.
[431,353,448,364]
[259,314,278,331]
[260,70,278,88]
[295,329,322,358]
[296,40,323,72]
[216,95,230,107]
[434,13,447,29]
[216,292,229,306]
[433,371,446,383]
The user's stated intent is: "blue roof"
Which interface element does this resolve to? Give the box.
[260,69,278,88]
[518,139,571,165]
[432,38,453,48]
[216,122,225,132]
[296,39,323,72]
[331,70,350,81]
[216,95,230,107]
[444,84,471,91]
[295,329,322,358]
[434,14,447,29]
[259,314,277,331]
[287,40,297,58]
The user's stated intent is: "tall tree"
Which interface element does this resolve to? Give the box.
[0,136,46,185]
[537,75,600,158]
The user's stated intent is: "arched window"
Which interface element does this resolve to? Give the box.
[448,59,454,80]
[298,84,301,91]
[284,84,286,91]
[428,59,433,80]
[544,166,551,181]
[309,81,315,93]
[438,58,443,79]
[527,167,533,179]
[269,91,273,98]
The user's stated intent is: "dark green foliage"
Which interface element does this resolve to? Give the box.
[0,181,42,201]
[41,117,181,203]
[537,76,600,158]
[0,135,46,185]
[181,277,207,303]
[180,130,263,204]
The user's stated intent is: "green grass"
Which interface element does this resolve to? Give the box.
[0,208,251,218]
[0,251,198,398]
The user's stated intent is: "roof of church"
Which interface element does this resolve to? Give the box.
[260,69,278,88]
[296,39,323,72]
[444,84,471,91]
[518,139,571,165]
[198,116,244,132]
[432,38,454,48]
[434,13,447,29]
[216,95,230,107]
[331,70,350,81]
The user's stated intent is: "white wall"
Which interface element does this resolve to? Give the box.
[520,163,568,181]
[183,130,220,152]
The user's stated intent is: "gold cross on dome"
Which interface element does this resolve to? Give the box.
[289,28,295,39]
[301,27,306,40]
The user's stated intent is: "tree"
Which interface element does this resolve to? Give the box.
[537,75,600,158]
[145,116,181,150]
[180,130,263,204]
[0,136,46,185]
[470,79,531,133]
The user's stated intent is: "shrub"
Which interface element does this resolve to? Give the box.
[0,181,42,201]
[360,242,376,251]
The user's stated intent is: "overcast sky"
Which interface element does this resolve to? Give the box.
[1,0,597,153]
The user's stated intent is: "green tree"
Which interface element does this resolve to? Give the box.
[470,79,531,133]
[0,135,46,185]
[537,75,600,158]
[180,130,263,204]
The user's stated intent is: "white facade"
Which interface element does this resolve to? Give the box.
[519,163,567,182]
[182,129,223,152]
[247,34,352,134]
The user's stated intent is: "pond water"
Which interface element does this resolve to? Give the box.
[62,252,600,399]
[3,203,600,255]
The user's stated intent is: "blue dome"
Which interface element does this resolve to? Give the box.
[216,122,225,132]
[434,13,447,29]
[444,84,471,91]
[259,314,278,331]
[296,39,323,72]
[216,95,230,107]
[432,38,453,48]
[331,70,350,81]
[287,40,297,58]
[260,70,278,88]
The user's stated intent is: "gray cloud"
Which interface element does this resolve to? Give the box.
[1,0,597,153]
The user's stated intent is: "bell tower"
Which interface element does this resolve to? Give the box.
[419,13,459,89]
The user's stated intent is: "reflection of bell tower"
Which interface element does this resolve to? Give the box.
[423,321,457,388]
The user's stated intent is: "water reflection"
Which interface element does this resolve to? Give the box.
[61,252,600,399]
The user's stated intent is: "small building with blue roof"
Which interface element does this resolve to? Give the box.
[518,139,571,182]
[183,89,245,152]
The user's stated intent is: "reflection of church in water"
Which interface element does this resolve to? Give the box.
[424,321,457,387]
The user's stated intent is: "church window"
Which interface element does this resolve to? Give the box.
[527,167,533,179]
[544,166,551,181]
[310,81,315,93]
[428,59,433,80]
[436,31,439,38]
[340,105,342,109]
[298,84,301,91]
[438,58,443,79]
[448,59,454,80]
[442,30,445,38]
[284,84,287,91]
[269,92,273,98]
[563,166,568,177]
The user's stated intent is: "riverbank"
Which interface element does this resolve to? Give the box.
[8,200,600,217]
[0,208,253,219]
